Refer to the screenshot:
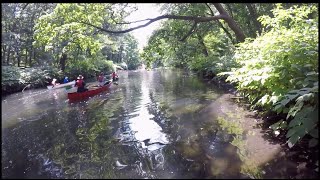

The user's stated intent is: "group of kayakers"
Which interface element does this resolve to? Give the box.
[51,71,118,93]
[97,72,118,86]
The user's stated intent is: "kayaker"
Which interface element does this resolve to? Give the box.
[112,71,118,81]
[75,75,88,93]
[51,78,60,87]
[97,72,105,86]
[63,76,69,84]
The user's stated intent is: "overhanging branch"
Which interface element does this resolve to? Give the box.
[114,18,152,25]
[205,3,235,44]
[78,14,225,34]
[179,22,198,42]
[22,3,29,11]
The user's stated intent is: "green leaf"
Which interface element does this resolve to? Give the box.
[274,104,283,111]
[286,128,297,138]
[288,116,302,127]
[294,106,314,120]
[259,95,270,105]
[309,129,319,138]
[279,120,288,129]
[270,120,283,131]
[286,93,299,100]
[280,98,291,106]
[308,109,319,123]
[287,90,300,94]
[306,71,317,76]
[287,134,300,148]
[276,107,283,114]
[295,125,308,137]
[302,93,314,101]
[282,107,289,114]
[298,88,312,95]
[303,118,317,132]
[286,125,307,139]
[287,101,304,119]
[308,138,318,148]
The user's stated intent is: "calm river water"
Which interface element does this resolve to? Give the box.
[2,69,256,178]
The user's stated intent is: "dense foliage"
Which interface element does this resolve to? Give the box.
[2,3,141,93]
[222,4,318,148]
[141,3,237,74]
[2,65,62,94]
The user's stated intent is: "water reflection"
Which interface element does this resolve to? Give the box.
[1,88,68,129]
[114,70,170,178]
[2,69,249,179]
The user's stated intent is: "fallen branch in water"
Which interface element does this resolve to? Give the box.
[22,84,31,92]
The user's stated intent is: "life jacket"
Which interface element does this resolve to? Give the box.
[76,79,84,87]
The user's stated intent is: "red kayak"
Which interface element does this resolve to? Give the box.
[67,82,112,101]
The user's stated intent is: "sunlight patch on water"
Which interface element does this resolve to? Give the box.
[125,73,169,146]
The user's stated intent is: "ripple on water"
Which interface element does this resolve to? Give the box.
[3,69,261,179]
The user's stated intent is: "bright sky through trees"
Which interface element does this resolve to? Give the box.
[125,3,163,51]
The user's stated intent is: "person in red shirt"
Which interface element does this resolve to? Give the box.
[112,71,118,81]
[75,75,88,92]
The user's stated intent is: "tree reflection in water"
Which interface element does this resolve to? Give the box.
[2,69,248,179]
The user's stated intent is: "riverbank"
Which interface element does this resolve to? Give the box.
[201,77,318,178]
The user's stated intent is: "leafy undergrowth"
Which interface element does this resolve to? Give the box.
[217,4,318,173]
[2,65,62,95]
[219,4,318,149]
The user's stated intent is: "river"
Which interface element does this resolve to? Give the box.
[1,68,308,178]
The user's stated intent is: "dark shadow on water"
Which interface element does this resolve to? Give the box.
[200,77,319,179]
[257,117,319,179]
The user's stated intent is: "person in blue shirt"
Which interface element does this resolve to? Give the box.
[63,76,69,84]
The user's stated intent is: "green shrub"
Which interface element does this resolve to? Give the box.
[220,4,318,148]
[65,54,115,79]
[2,66,63,93]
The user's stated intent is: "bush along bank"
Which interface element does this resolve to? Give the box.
[213,4,318,172]
[2,59,117,96]
[2,66,63,95]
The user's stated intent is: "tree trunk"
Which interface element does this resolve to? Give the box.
[2,46,6,65]
[245,3,262,36]
[197,34,209,57]
[33,48,36,66]
[17,53,21,67]
[216,20,236,44]
[6,45,11,65]
[213,3,246,43]
[59,53,67,72]
[205,3,236,44]
[29,47,32,67]
[25,48,28,68]
[77,47,80,59]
